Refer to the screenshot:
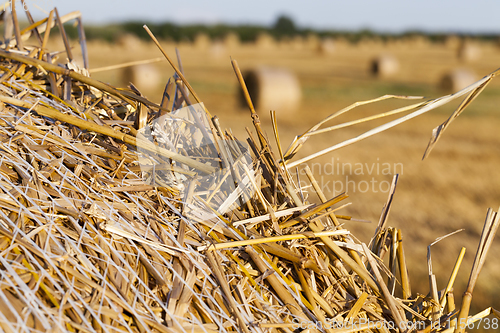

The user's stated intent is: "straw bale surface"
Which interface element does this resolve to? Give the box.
[439,68,477,91]
[255,33,276,50]
[457,40,482,62]
[193,33,210,50]
[240,67,302,114]
[117,33,144,50]
[223,32,240,49]
[317,38,336,55]
[122,63,163,91]
[370,54,400,78]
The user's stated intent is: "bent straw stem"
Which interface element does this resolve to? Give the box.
[143,25,210,117]
[440,247,466,310]
[454,208,500,333]
[286,73,495,169]
[200,229,349,251]
[284,95,424,159]
[89,57,164,73]
[305,101,428,137]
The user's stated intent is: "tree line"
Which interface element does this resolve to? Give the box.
[62,15,499,44]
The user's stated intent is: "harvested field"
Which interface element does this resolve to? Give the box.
[0,4,499,333]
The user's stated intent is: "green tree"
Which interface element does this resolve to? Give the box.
[273,15,296,38]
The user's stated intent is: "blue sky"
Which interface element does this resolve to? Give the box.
[22,0,500,33]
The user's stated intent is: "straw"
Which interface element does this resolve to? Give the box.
[0,6,497,333]
[285,71,499,168]
[454,208,500,333]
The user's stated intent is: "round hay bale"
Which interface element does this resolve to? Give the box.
[360,38,384,50]
[402,35,430,49]
[223,32,240,49]
[457,40,482,62]
[280,36,304,50]
[316,38,336,55]
[370,54,399,78]
[439,68,477,91]
[117,33,143,50]
[121,64,162,92]
[193,33,211,50]
[444,35,461,50]
[290,35,304,50]
[305,33,320,51]
[255,33,276,50]
[240,67,301,114]
[209,41,226,58]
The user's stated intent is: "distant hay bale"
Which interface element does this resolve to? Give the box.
[209,41,226,58]
[193,33,211,50]
[223,32,240,49]
[316,38,336,55]
[117,33,143,50]
[305,33,320,51]
[240,67,301,114]
[280,36,304,50]
[439,68,477,91]
[359,38,384,50]
[121,64,162,92]
[255,33,276,50]
[370,54,399,78]
[334,36,350,49]
[457,40,482,62]
[404,35,430,48]
[290,35,304,50]
[444,35,461,50]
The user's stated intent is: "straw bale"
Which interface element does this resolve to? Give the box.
[445,34,461,50]
[0,6,498,333]
[239,67,302,114]
[121,63,162,91]
[457,40,482,62]
[288,35,305,50]
[370,53,400,78]
[305,33,320,51]
[209,40,226,58]
[222,31,240,49]
[193,32,210,50]
[359,37,384,50]
[333,36,350,49]
[117,33,143,50]
[316,37,336,54]
[254,32,276,49]
[404,35,430,48]
[439,68,477,91]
